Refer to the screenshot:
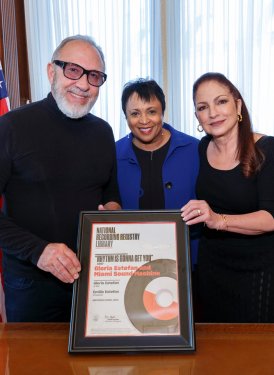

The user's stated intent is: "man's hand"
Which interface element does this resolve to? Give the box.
[37,243,81,283]
[98,201,121,210]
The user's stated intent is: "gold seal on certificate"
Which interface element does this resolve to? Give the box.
[69,210,195,353]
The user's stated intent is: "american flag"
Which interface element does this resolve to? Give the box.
[0,63,10,115]
[0,62,10,323]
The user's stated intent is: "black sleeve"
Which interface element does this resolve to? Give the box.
[0,116,48,265]
[101,126,121,206]
[257,136,274,217]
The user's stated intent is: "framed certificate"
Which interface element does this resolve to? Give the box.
[68,210,195,353]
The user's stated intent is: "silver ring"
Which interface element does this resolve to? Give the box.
[197,209,201,216]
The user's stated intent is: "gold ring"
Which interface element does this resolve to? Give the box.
[197,209,201,216]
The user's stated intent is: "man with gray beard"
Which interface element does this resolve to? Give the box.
[0,35,121,322]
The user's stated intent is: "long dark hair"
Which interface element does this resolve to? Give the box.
[193,72,264,177]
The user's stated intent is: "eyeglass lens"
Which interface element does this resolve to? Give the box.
[64,63,105,86]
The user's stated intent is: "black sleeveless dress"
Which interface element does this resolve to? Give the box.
[196,135,274,322]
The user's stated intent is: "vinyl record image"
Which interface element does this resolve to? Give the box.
[124,259,179,334]
[143,277,178,321]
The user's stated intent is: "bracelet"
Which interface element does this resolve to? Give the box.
[217,214,228,231]
[221,214,228,231]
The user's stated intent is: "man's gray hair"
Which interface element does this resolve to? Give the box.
[51,35,105,71]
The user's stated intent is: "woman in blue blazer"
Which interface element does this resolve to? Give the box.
[116,78,200,265]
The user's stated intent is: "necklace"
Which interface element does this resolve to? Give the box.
[132,128,171,151]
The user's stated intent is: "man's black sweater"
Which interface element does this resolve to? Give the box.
[0,93,120,280]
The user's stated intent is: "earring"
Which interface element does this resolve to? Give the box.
[197,124,203,133]
[237,114,243,122]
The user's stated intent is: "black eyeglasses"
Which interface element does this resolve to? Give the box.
[53,60,107,87]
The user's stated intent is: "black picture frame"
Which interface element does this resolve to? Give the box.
[68,210,195,353]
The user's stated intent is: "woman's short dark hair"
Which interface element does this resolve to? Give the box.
[193,72,264,177]
[121,78,166,116]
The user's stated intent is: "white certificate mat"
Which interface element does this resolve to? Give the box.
[86,222,179,336]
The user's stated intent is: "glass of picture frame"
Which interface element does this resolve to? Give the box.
[68,210,195,353]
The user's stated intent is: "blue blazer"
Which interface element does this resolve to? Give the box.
[116,123,200,264]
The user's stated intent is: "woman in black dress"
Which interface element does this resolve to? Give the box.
[181,72,274,322]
